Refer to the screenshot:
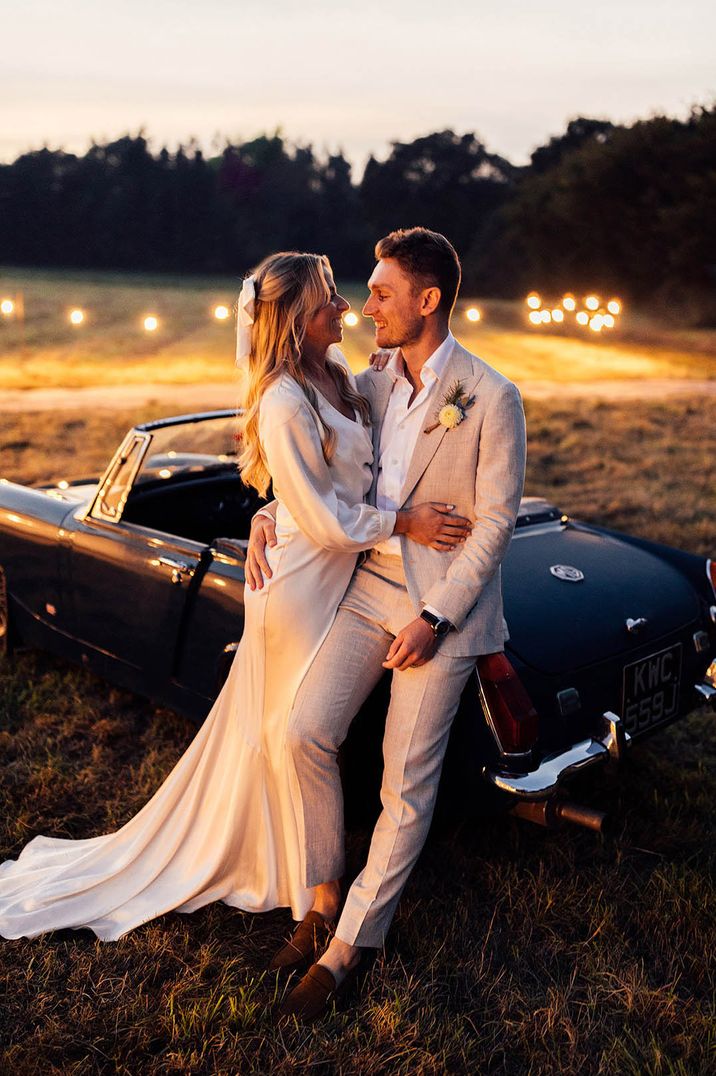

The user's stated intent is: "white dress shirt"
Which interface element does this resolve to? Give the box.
[374,333,455,585]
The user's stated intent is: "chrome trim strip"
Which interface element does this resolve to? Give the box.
[511,520,567,539]
[483,712,632,799]
[695,682,716,708]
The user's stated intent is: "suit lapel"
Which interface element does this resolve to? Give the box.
[398,343,480,507]
[365,361,396,503]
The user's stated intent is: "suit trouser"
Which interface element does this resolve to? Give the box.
[286,550,476,948]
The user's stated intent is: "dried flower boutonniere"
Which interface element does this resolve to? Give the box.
[424,380,476,434]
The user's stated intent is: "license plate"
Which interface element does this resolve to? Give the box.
[622,643,682,734]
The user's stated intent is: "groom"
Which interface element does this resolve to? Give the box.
[249,227,526,1019]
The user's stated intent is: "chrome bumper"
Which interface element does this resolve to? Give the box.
[486,681,716,800]
[484,711,630,800]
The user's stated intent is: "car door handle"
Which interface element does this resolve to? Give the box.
[158,556,194,585]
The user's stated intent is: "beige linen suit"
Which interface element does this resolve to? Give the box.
[287,339,527,946]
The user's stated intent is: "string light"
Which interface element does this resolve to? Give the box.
[1,299,14,316]
[585,296,600,311]
[465,307,481,323]
[213,305,230,320]
[526,293,541,310]
[344,312,359,327]
[143,315,159,332]
[69,309,85,326]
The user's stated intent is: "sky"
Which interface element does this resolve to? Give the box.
[3,0,715,171]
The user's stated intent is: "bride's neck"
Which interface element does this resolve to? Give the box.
[300,347,330,381]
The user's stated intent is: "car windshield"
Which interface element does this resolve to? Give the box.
[134,416,240,487]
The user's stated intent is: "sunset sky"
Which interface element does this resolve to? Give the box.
[4,0,715,170]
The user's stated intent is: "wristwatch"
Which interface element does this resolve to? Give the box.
[420,609,452,638]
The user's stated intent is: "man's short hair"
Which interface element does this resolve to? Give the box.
[374,227,461,317]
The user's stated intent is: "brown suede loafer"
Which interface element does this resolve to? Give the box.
[277,960,361,1022]
[269,911,334,975]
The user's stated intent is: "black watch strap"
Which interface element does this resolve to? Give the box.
[420,609,452,637]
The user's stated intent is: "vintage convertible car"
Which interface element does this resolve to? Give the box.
[1,410,715,830]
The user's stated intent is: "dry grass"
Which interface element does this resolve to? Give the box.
[1,398,715,1073]
[2,269,716,391]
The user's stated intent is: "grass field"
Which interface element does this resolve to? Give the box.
[1,395,715,1074]
[2,268,716,391]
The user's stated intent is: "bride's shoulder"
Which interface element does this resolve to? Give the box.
[259,374,310,427]
[327,345,356,384]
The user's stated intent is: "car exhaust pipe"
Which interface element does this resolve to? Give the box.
[511,798,608,834]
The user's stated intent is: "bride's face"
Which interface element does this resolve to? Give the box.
[302,271,350,356]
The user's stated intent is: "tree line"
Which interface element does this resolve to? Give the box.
[1,106,714,323]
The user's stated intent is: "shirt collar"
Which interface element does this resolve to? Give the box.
[384,331,456,387]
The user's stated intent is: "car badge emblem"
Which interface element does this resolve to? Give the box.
[550,564,585,582]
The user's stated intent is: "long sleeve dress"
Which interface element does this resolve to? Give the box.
[0,362,394,941]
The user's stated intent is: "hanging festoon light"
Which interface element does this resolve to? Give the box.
[465,306,481,323]
[143,315,159,332]
[526,292,541,310]
[69,308,85,326]
[213,304,230,321]
[1,298,15,316]
[576,311,589,326]
[562,294,576,312]
[343,312,359,327]
[585,295,600,311]
[607,299,622,316]
[551,308,564,323]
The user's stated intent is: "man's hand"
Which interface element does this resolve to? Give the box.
[246,513,277,591]
[383,617,437,671]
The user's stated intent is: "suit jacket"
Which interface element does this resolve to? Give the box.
[356,338,526,657]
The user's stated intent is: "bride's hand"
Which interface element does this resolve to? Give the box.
[395,503,472,550]
[368,351,391,371]
[246,512,277,590]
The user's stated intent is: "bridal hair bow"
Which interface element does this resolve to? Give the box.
[235,275,256,370]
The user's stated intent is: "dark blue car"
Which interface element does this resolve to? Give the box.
[1,410,714,831]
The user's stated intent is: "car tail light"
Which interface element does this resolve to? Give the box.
[707,559,716,600]
[476,652,539,756]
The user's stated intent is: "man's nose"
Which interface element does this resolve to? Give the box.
[362,297,374,316]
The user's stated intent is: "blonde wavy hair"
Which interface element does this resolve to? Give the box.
[238,251,371,497]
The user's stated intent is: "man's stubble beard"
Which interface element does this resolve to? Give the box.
[380,313,424,351]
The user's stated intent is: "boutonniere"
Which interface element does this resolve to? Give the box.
[424,380,476,434]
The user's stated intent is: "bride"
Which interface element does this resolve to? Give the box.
[0,251,469,951]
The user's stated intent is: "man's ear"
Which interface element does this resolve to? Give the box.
[420,287,442,317]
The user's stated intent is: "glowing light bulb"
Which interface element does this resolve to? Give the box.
[143,315,159,332]
[540,310,552,323]
[214,304,230,320]
[585,295,599,311]
[607,300,621,315]
[1,299,14,315]
[603,313,615,328]
[589,315,604,332]
[528,311,542,326]
[344,312,359,327]
[465,306,481,323]
[526,293,541,310]
[551,308,564,323]
[562,295,576,311]
[576,311,589,326]
[69,308,84,326]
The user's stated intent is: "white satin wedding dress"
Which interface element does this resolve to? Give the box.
[0,358,395,941]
